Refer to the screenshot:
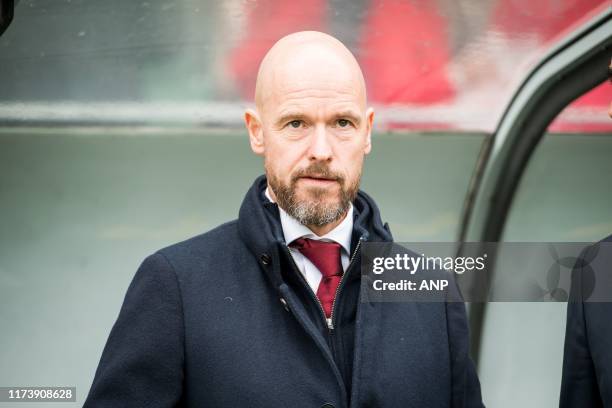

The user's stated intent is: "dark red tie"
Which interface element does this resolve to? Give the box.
[290,238,343,318]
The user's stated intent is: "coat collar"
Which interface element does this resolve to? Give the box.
[237,175,393,281]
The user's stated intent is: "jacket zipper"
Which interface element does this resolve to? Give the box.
[328,236,364,331]
[284,247,329,329]
[284,235,365,332]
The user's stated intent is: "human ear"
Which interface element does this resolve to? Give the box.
[245,108,265,156]
[364,107,374,155]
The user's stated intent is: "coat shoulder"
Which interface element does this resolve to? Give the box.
[154,219,245,268]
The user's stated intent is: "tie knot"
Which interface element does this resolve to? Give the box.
[290,238,343,278]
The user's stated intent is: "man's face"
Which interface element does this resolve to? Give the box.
[247,42,373,227]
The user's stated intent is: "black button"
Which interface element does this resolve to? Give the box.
[260,253,272,265]
[321,404,335,408]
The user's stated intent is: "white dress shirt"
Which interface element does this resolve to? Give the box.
[265,188,353,294]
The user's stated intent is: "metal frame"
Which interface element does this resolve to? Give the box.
[456,8,612,363]
[0,0,15,36]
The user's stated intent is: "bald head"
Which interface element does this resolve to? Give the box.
[254,31,367,114]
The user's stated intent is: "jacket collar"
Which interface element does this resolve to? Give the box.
[237,175,393,286]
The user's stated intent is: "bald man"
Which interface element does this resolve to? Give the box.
[84,32,484,408]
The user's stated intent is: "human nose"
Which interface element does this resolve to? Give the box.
[307,123,333,162]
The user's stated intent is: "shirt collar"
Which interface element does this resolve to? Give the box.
[265,187,353,254]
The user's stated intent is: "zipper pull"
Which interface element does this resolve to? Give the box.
[326,318,334,331]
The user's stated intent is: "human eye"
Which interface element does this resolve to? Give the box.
[336,118,354,128]
[286,119,304,129]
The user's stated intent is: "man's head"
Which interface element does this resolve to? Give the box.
[244,31,374,232]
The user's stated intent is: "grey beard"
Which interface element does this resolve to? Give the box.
[269,177,358,227]
[283,193,350,227]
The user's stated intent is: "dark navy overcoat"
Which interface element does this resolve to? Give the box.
[84,176,484,408]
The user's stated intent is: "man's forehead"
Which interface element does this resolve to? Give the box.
[262,86,365,123]
[271,74,362,101]
[262,64,364,112]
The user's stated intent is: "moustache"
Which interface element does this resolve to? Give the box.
[291,163,344,184]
